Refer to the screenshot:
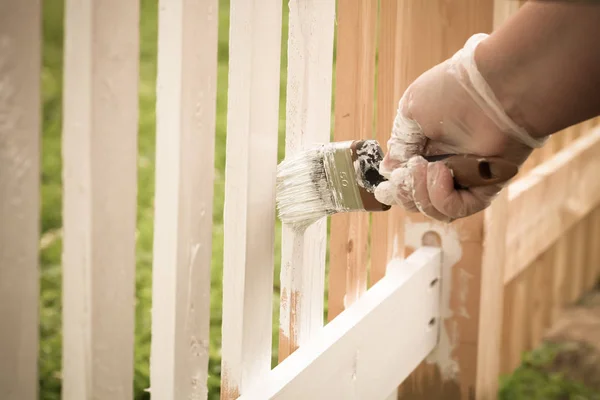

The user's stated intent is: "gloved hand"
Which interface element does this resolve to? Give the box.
[374,33,546,222]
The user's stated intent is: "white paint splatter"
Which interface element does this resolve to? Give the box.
[353,140,385,192]
[187,242,201,308]
[351,350,359,381]
[374,163,415,206]
[390,166,412,190]
[404,219,462,380]
[457,268,473,319]
[385,94,426,166]
[374,181,396,206]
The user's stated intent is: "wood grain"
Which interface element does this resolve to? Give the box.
[550,235,570,325]
[505,128,600,284]
[328,0,378,321]
[371,0,404,286]
[278,0,336,362]
[588,207,600,286]
[219,0,283,398]
[61,0,139,398]
[473,2,521,395]
[500,197,600,377]
[583,210,600,291]
[0,1,41,399]
[569,220,587,303]
[501,233,578,377]
[384,1,494,399]
[149,0,218,398]
[528,253,553,346]
[493,123,600,379]
[475,190,508,398]
[500,268,530,375]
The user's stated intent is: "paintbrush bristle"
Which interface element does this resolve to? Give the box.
[276,140,390,230]
[275,145,337,230]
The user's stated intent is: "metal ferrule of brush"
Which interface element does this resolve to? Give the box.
[322,140,391,213]
[275,139,390,230]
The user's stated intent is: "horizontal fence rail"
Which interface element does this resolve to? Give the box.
[240,247,442,400]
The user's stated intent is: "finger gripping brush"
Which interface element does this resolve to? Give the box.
[275,139,518,230]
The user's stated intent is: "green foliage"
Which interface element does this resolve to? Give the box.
[499,343,600,400]
[40,1,65,398]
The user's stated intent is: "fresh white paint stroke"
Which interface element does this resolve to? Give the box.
[239,247,442,400]
[404,219,462,380]
[279,0,336,349]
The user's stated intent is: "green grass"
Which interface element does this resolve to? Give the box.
[499,343,600,400]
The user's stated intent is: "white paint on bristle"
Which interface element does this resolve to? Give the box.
[277,140,380,229]
[276,145,336,230]
[404,218,462,380]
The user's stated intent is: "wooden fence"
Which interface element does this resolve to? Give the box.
[2,0,600,399]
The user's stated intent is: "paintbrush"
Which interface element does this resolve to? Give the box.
[275,139,518,229]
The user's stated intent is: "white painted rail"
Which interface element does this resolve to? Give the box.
[240,247,442,400]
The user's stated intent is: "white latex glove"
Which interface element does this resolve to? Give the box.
[374,33,546,222]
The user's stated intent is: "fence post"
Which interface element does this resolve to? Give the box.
[0,1,41,399]
[61,0,139,398]
[149,0,218,398]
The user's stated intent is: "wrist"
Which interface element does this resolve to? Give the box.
[473,0,600,140]
[473,35,548,140]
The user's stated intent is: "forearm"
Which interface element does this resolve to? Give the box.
[475,0,600,139]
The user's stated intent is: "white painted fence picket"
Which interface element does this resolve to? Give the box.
[150,0,218,398]
[61,1,139,398]
[220,0,283,398]
[0,2,41,399]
